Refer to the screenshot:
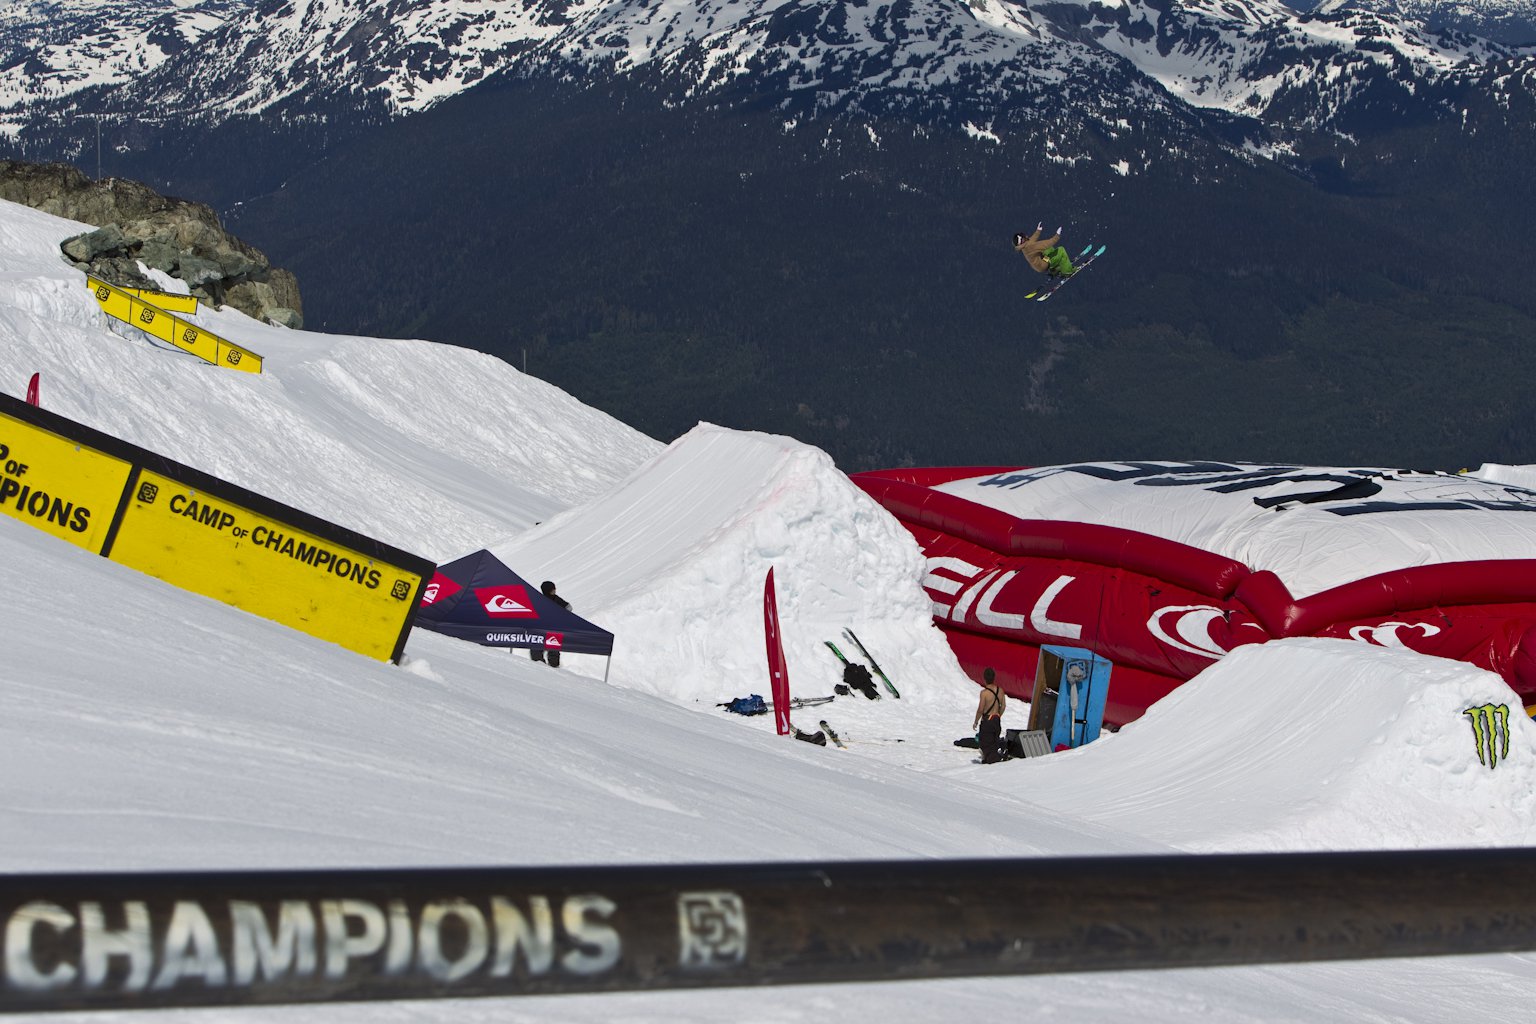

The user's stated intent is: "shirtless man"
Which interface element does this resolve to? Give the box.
[972,667,1007,764]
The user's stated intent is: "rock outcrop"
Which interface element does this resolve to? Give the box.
[0,161,303,329]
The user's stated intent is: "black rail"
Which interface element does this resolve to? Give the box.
[3,849,1533,1012]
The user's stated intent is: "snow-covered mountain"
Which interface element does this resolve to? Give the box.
[2,0,1531,155]
[7,1,1536,474]
[1317,0,1536,43]
[0,0,242,119]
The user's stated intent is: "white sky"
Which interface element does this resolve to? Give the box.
[3,196,1535,1020]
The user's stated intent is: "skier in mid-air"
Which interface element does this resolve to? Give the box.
[1013,223,1076,278]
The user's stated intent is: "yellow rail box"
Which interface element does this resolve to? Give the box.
[87,275,263,374]
[0,393,432,662]
[122,287,199,314]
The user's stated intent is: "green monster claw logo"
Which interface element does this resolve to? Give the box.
[1463,703,1511,769]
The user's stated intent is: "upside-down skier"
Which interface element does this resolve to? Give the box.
[1013,223,1076,278]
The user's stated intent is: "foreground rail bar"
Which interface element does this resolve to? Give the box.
[4,849,1535,1012]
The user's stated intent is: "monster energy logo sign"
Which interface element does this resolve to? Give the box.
[1463,703,1511,769]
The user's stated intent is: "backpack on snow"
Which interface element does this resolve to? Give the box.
[723,694,769,716]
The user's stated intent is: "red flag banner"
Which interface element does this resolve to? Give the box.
[26,372,39,406]
[764,567,791,735]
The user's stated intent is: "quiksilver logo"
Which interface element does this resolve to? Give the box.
[476,585,537,618]
[486,595,531,614]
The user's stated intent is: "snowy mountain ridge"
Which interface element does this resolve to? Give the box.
[2,0,1531,151]
[1316,0,1536,42]
[0,0,238,126]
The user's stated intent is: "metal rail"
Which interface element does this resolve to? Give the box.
[3,849,1533,1012]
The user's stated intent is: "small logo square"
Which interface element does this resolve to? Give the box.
[677,892,747,969]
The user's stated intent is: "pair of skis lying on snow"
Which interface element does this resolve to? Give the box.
[1025,243,1107,302]
[797,629,899,748]
[825,628,900,699]
[717,628,899,747]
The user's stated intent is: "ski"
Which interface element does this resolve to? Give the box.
[1024,243,1096,300]
[825,640,880,699]
[1032,244,1107,302]
[769,695,835,709]
[819,719,847,749]
[843,628,900,699]
[718,695,832,712]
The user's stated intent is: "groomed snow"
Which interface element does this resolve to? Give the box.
[4,195,1536,1020]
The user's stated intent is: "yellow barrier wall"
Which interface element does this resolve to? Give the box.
[0,416,132,554]
[0,393,432,662]
[122,287,199,314]
[86,275,263,375]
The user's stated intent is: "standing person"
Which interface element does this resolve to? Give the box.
[530,580,570,667]
[1013,223,1076,278]
[972,667,1008,764]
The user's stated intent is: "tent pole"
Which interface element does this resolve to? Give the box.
[603,654,612,685]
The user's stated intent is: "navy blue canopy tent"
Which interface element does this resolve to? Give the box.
[413,549,614,672]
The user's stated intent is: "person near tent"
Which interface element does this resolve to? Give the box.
[530,580,569,667]
[1013,223,1075,278]
[972,667,1008,764]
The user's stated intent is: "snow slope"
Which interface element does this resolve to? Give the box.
[4,194,1536,1019]
[494,423,973,718]
[983,637,1536,851]
[0,199,661,561]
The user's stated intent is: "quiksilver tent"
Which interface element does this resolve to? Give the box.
[412,550,614,670]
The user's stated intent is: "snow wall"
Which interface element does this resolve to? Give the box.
[856,462,1536,725]
[492,424,972,709]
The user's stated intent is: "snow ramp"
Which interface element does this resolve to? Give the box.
[990,637,1536,852]
[493,423,973,708]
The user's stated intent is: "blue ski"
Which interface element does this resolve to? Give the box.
[1029,244,1107,302]
[1023,243,1094,299]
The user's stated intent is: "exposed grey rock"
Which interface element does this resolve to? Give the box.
[97,257,156,290]
[176,254,225,288]
[60,224,124,262]
[263,269,302,317]
[264,307,303,330]
[216,249,257,280]
[135,239,181,274]
[0,159,303,329]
